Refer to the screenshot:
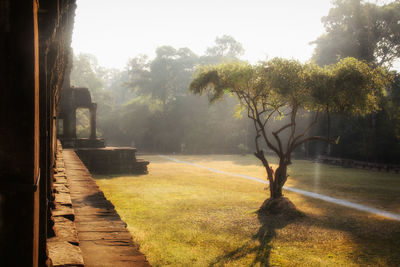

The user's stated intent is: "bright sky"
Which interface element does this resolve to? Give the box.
[72,0,335,69]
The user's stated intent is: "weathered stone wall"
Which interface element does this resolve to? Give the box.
[38,1,77,265]
[47,141,84,266]
[0,1,76,266]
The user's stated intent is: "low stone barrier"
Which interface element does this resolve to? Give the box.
[315,156,400,173]
[47,142,84,266]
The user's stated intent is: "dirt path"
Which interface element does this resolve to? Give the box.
[159,155,400,221]
[64,149,150,267]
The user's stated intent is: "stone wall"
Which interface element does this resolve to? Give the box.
[316,156,400,173]
[47,141,84,266]
[0,1,76,266]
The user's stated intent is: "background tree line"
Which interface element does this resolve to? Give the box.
[71,36,255,154]
[70,0,400,163]
[310,0,400,163]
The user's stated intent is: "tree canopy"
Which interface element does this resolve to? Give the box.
[312,0,400,67]
[127,46,198,109]
[310,0,400,162]
[190,57,390,200]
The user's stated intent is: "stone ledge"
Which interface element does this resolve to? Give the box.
[52,204,75,221]
[55,192,72,207]
[47,142,85,266]
[53,183,70,194]
[64,149,151,266]
[49,216,80,245]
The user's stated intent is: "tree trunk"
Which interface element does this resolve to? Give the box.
[253,152,288,200]
[271,161,287,199]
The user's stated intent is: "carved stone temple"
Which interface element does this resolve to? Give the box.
[58,85,149,174]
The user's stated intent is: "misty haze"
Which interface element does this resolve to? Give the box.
[1,0,400,266]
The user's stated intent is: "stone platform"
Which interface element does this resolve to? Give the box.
[76,147,149,174]
[63,149,150,266]
[61,138,106,149]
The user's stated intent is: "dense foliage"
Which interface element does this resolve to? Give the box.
[310,0,400,163]
[70,37,254,154]
[312,0,400,67]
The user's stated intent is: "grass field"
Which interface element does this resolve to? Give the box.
[95,154,400,266]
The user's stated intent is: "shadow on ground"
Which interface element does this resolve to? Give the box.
[209,195,400,266]
[209,211,300,267]
[302,200,400,266]
[93,173,148,180]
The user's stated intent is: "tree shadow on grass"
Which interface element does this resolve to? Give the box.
[209,209,302,267]
[301,200,400,266]
[209,188,400,266]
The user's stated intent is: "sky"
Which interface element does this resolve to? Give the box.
[72,0,336,69]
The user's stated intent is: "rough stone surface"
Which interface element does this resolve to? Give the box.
[64,149,151,266]
[47,241,84,267]
[55,192,72,206]
[48,145,84,266]
[54,175,68,184]
[52,204,75,221]
[50,217,80,245]
[54,183,70,194]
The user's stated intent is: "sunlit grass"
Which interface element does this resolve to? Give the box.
[169,154,400,213]
[95,155,400,266]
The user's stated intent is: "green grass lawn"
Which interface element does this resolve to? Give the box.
[95,154,400,266]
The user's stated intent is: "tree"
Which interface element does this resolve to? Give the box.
[70,53,113,138]
[190,57,389,211]
[127,46,198,111]
[311,0,400,162]
[206,35,244,58]
[71,53,104,96]
[201,35,244,65]
[312,0,400,67]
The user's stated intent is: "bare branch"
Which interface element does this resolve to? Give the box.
[285,111,319,157]
[292,135,337,151]
[273,123,293,135]
[286,104,298,159]
[291,112,319,146]
[272,131,284,156]
[252,99,281,156]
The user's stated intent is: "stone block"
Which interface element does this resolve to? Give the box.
[51,216,79,245]
[47,241,84,267]
[52,204,75,221]
[55,192,72,206]
[54,183,70,194]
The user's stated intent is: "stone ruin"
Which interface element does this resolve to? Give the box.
[58,86,105,148]
[58,86,149,174]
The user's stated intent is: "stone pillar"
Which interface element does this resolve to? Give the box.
[71,108,77,139]
[90,103,97,140]
[60,88,77,140]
